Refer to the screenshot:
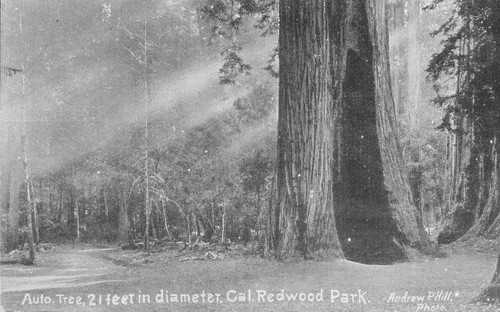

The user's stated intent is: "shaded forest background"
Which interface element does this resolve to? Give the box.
[1,0,280,251]
[0,0,498,266]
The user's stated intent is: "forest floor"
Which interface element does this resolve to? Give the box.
[1,239,499,312]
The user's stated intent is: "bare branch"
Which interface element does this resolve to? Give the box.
[1,66,22,77]
[124,47,144,64]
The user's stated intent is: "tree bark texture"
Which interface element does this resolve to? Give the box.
[437,107,499,244]
[439,9,500,244]
[387,0,406,115]
[459,135,500,241]
[479,10,500,240]
[407,0,420,130]
[438,117,478,244]
[367,0,433,257]
[267,0,431,263]
[406,0,424,221]
[459,31,500,239]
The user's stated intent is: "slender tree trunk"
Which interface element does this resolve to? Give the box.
[1,115,14,251]
[118,189,129,244]
[267,0,431,263]
[96,189,101,217]
[195,210,213,241]
[0,130,9,222]
[103,189,109,219]
[20,66,35,262]
[196,215,201,237]
[58,185,63,223]
[161,201,172,241]
[17,4,35,262]
[67,188,75,229]
[187,211,192,245]
[142,3,151,253]
[75,201,80,242]
[31,181,39,245]
[131,213,136,240]
[21,141,35,262]
[256,190,262,240]
[7,147,23,252]
[221,202,226,243]
[153,210,160,240]
[1,104,23,252]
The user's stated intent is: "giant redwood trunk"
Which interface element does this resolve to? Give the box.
[437,116,482,244]
[484,139,500,238]
[459,31,500,240]
[459,135,500,241]
[470,18,500,240]
[266,0,431,264]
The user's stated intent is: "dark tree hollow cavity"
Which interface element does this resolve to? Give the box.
[266,0,432,264]
[336,48,406,264]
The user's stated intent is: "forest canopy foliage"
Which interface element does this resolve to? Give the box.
[424,0,500,245]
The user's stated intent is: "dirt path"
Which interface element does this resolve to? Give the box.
[1,248,123,293]
[1,246,498,312]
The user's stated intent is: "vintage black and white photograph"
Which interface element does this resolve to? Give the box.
[1,0,499,311]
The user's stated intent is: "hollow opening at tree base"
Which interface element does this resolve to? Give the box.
[336,216,407,264]
[333,49,408,265]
